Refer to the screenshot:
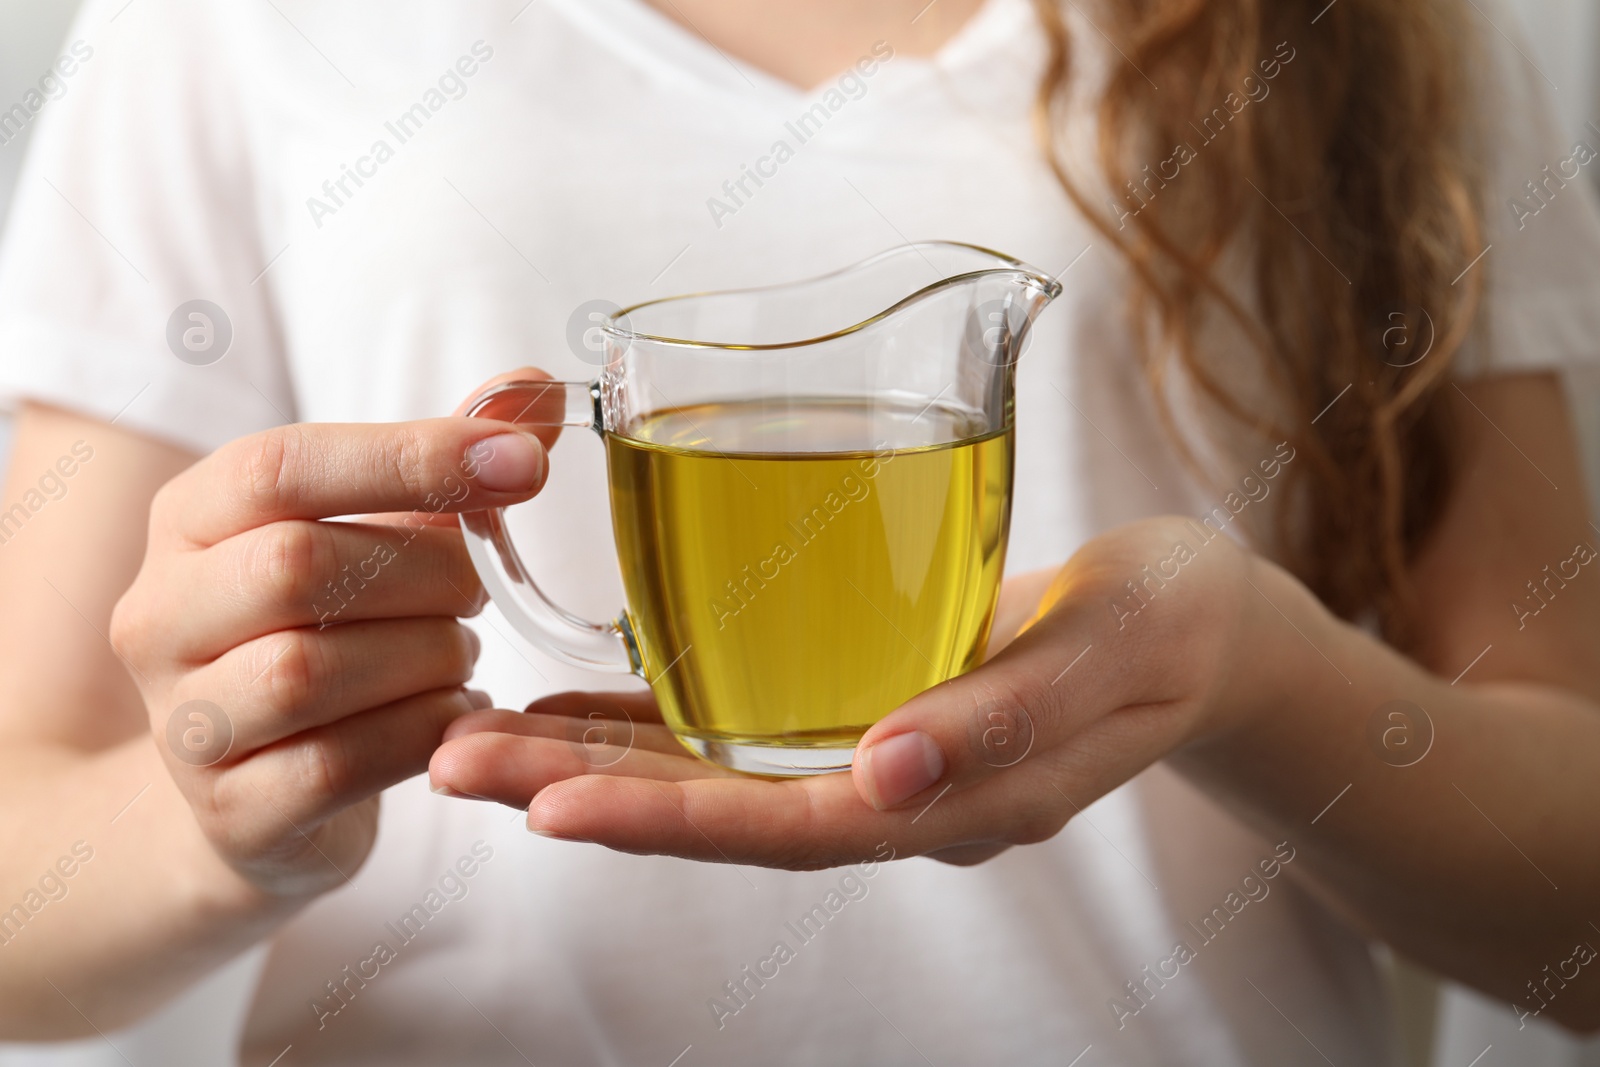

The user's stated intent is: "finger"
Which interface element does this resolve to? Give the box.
[291,368,566,553]
[212,685,478,839]
[530,775,869,865]
[925,843,1010,866]
[849,585,1128,811]
[521,689,664,724]
[428,728,738,807]
[523,773,921,867]
[169,522,484,655]
[526,760,1066,868]
[157,417,550,548]
[361,510,461,532]
[440,706,682,755]
[177,617,480,753]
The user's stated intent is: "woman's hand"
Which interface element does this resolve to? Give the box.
[110,399,552,898]
[429,516,1270,869]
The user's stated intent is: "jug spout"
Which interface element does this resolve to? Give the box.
[816,241,1063,362]
[825,241,1062,373]
[939,250,1063,371]
[595,241,1062,454]
[609,241,1060,353]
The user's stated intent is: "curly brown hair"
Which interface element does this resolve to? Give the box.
[1031,0,1486,644]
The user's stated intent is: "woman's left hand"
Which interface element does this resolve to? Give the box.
[429,516,1272,868]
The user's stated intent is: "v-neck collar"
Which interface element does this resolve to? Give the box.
[542,0,1036,111]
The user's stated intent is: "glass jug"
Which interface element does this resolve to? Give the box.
[461,242,1060,775]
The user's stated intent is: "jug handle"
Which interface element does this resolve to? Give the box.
[458,377,639,674]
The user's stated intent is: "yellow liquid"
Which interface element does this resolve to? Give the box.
[606,398,1012,758]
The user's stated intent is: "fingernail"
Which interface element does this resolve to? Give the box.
[529,826,588,842]
[862,731,945,810]
[431,782,472,799]
[464,687,492,710]
[467,432,545,492]
[463,629,483,662]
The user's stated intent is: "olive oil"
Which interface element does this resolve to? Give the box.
[606,397,1011,768]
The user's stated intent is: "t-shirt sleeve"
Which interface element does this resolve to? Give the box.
[1456,0,1600,377]
[0,0,296,455]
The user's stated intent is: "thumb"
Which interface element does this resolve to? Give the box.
[849,587,1113,811]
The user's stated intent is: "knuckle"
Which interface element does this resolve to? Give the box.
[931,845,1007,867]
[1012,805,1067,845]
[255,629,323,716]
[446,622,479,681]
[987,673,1059,744]
[380,427,437,506]
[146,478,182,537]
[108,589,151,662]
[966,680,1043,768]
[198,780,276,859]
[759,840,834,872]
[761,788,837,871]
[440,539,488,615]
[248,521,328,608]
[455,585,488,618]
[233,430,298,517]
[182,776,227,830]
[299,726,353,801]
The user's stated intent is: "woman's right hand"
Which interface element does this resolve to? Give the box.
[108,416,549,899]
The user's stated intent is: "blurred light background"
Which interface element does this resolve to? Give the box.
[0,0,1595,1064]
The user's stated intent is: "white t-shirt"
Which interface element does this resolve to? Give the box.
[2,0,1599,1064]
